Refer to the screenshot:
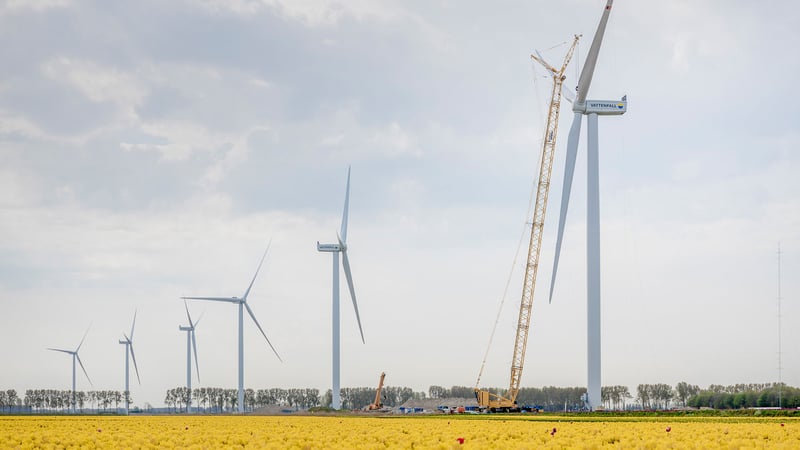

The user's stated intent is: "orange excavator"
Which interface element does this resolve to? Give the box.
[364,372,386,411]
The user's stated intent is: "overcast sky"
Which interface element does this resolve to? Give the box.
[1,0,798,409]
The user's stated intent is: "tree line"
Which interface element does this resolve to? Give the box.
[163,385,426,412]
[432,382,800,411]
[623,382,798,410]
[0,390,19,412]
[20,390,132,413]
[3,382,797,413]
[164,387,322,413]
[687,383,800,409]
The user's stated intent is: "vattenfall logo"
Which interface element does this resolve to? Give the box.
[590,102,625,109]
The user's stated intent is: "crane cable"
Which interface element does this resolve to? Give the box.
[475,61,548,389]
[474,182,538,388]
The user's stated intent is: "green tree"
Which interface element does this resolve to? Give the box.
[757,390,775,407]
[675,382,699,407]
[636,384,651,409]
[732,392,746,409]
[428,386,446,399]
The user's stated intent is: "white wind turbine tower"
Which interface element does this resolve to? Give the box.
[317,166,365,410]
[118,310,141,415]
[179,300,201,414]
[548,0,627,411]
[47,325,92,413]
[182,242,282,413]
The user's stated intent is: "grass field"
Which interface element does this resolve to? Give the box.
[1,414,798,449]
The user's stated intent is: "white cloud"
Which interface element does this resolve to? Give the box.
[0,168,42,207]
[0,109,48,140]
[369,122,419,158]
[0,109,112,146]
[644,1,742,76]
[293,103,424,161]
[189,0,409,26]
[0,0,69,15]
[668,34,691,75]
[42,58,148,120]
[43,57,148,126]
[249,78,273,89]
[388,177,426,206]
[122,121,226,162]
[201,125,271,186]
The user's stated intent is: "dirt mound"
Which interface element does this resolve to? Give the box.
[252,404,296,415]
[398,397,477,411]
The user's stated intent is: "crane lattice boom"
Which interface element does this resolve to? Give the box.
[476,35,580,411]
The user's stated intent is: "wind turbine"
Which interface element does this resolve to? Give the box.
[182,242,282,413]
[179,300,201,413]
[118,310,141,415]
[317,166,365,410]
[47,325,92,413]
[548,0,626,411]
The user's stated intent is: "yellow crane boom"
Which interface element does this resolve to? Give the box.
[475,35,580,412]
[365,372,386,411]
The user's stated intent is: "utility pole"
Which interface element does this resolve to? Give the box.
[777,243,782,408]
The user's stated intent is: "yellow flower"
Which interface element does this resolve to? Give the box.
[1,414,798,449]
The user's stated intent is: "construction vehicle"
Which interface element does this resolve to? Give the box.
[364,372,386,411]
[474,35,580,412]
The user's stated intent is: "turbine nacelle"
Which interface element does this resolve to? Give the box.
[317,242,343,252]
[574,96,628,115]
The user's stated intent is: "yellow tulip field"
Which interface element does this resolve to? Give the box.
[1,414,798,449]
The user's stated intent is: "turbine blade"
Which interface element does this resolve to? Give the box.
[563,86,575,104]
[243,240,271,301]
[194,310,205,328]
[340,166,351,243]
[76,323,91,352]
[244,302,282,362]
[182,296,241,304]
[129,343,141,385]
[576,0,614,104]
[184,299,194,327]
[129,310,137,341]
[191,330,200,382]
[47,348,72,354]
[75,354,93,386]
[549,112,583,303]
[338,234,365,344]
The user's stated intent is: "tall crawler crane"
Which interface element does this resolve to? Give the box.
[475,35,580,412]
